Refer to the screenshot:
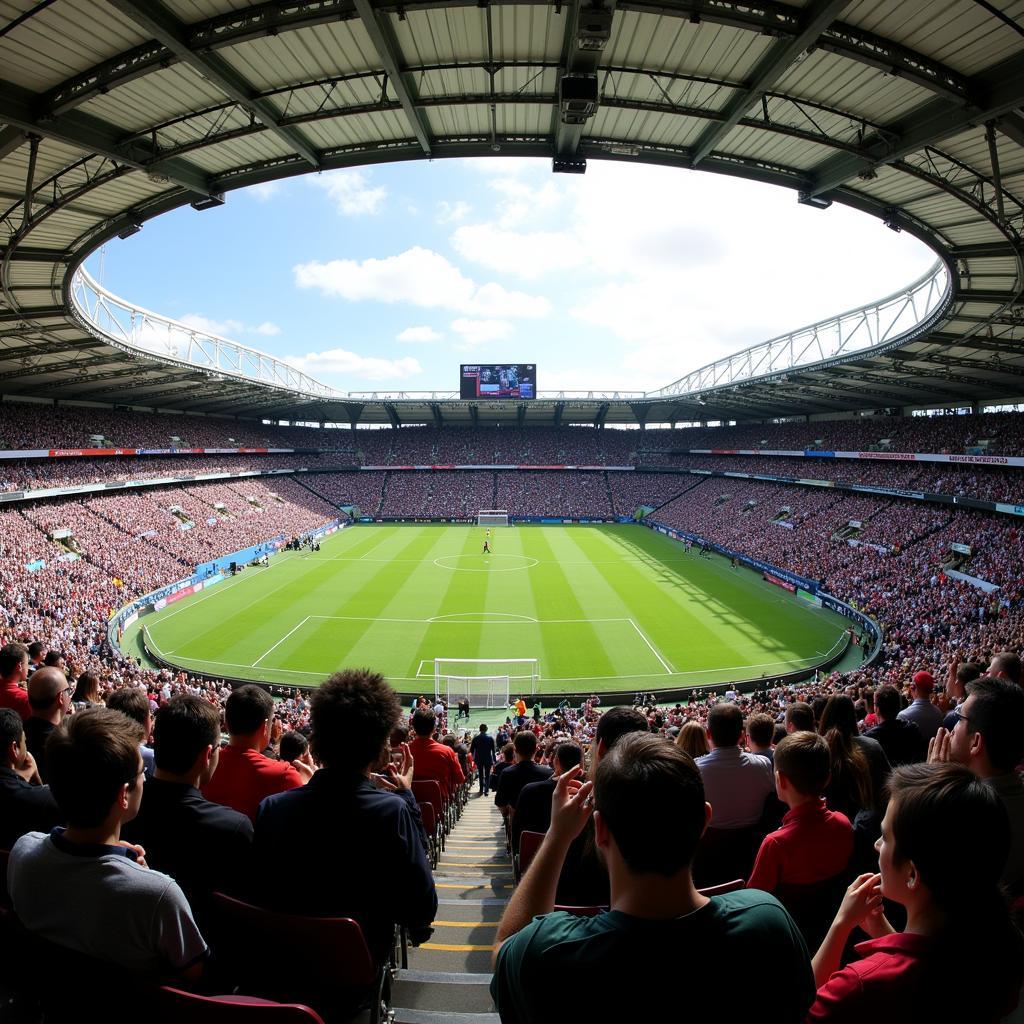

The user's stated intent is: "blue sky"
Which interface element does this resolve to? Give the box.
[86,158,937,395]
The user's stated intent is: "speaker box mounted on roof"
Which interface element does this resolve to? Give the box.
[559,73,599,124]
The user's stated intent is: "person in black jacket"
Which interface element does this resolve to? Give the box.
[864,685,926,767]
[0,707,61,850]
[494,730,552,815]
[469,723,496,796]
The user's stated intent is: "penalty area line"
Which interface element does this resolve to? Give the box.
[629,619,674,674]
[251,616,312,668]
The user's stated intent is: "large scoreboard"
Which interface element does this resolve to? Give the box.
[460,364,536,400]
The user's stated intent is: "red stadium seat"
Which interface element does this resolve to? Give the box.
[155,987,327,1023]
[516,830,544,882]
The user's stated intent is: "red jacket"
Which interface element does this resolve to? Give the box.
[0,680,30,721]
[201,745,305,822]
[409,736,465,799]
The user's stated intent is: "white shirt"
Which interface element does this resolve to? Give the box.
[695,747,775,829]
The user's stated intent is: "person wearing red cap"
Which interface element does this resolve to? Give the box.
[896,671,943,743]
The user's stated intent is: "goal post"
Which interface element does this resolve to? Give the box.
[434,658,539,708]
[477,509,509,527]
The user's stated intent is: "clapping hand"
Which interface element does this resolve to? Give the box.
[372,743,415,792]
[928,727,951,764]
[548,765,593,845]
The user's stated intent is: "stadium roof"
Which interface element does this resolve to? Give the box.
[1,0,1023,427]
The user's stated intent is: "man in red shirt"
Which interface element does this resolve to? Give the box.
[409,708,464,800]
[747,730,853,893]
[0,643,31,722]
[201,685,310,821]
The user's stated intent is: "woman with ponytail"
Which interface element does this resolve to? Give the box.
[807,761,1023,1023]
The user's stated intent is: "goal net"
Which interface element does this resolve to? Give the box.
[434,658,539,708]
[478,509,509,527]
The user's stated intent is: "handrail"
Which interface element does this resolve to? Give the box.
[70,268,339,400]
[646,260,951,399]
[70,260,950,403]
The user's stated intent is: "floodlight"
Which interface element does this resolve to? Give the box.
[191,193,226,212]
[116,221,143,239]
[798,193,832,210]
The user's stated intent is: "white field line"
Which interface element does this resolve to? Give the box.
[304,614,632,625]
[252,616,312,668]
[628,618,674,674]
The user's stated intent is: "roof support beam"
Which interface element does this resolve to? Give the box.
[351,0,432,156]
[553,402,564,428]
[431,402,443,429]
[517,404,526,429]
[594,402,609,428]
[106,0,320,170]
[950,241,1020,259]
[469,404,478,429]
[690,0,851,167]
[803,51,1024,199]
[0,127,26,161]
[0,79,214,198]
[0,305,66,323]
[384,402,401,428]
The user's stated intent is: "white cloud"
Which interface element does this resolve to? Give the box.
[450,318,513,348]
[451,224,586,280]
[488,175,563,228]
[293,247,549,318]
[311,170,387,215]
[178,314,244,338]
[246,181,283,202]
[437,200,471,224]
[397,325,442,343]
[289,348,423,381]
[251,322,281,336]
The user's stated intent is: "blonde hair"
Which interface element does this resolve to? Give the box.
[675,720,709,759]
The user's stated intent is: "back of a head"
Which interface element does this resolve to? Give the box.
[225,685,274,736]
[553,741,582,773]
[153,694,220,774]
[105,686,150,728]
[594,732,706,875]
[966,676,1024,772]
[745,713,774,748]
[595,706,648,750]
[46,708,144,827]
[0,643,27,680]
[785,702,815,732]
[513,729,537,760]
[774,731,830,798]
[0,707,24,757]
[818,694,858,738]
[479,723,488,733]
[279,730,309,763]
[412,708,436,737]
[310,669,400,772]
[707,703,743,748]
[27,666,66,711]
[27,642,44,662]
[42,650,64,668]
[874,685,902,721]
[956,662,984,689]
[502,743,515,762]
[989,651,1022,687]
[72,671,100,703]
[675,720,709,759]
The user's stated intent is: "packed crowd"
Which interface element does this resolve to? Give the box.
[0,452,356,495]
[638,453,1024,504]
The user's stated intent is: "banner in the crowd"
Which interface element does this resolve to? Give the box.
[24,558,45,573]
[945,569,1000,592]
[764,572,796,592]
[951,542,972,555]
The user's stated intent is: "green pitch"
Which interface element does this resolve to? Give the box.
[130,524,850,695]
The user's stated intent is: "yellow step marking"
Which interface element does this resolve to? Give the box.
[432,921,499,927]
[421,943,494,952]
[436,883,514,890]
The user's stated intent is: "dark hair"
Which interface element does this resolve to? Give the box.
[310,669,400,771]
[225,685,274,735]
[774,731,830,797]
[594,733,705,875]
[45,709,144,827]
[785,702,815,731]
[886,763,1023,1013]
[479,723,488,732]
[553,741,582,772]
[105,687,151,728]
[71,671,100,704]
[0,707,24,753]
[513,730,538,759]
[810,696,828,724]
[874,684,902,720]
[501,743,515,761]
[42,651,64,667]
[819,695,872,814]
[956,662,983,688]
[594,707,648,750]
[279,730,310,763]
[27,642,44,660]
[412,708,436,737]
[152,695,220,774]
[745,713,774,748]
[0,643,27,679]
[989,650,1022,686]
[965,676,1024,772]
[707,703,743,747]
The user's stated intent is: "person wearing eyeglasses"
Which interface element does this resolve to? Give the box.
[7,708,208,981]
[927,675,1024,897]
[23,666,73,783]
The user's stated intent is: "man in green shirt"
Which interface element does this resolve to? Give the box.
[491,733,815,1023]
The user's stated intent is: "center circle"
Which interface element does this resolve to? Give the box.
[433,553,539,572]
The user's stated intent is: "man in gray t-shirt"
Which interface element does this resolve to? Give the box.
[7,708,207,979]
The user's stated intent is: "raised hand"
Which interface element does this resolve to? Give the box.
[549,765,593,844]
[928,727,951,764]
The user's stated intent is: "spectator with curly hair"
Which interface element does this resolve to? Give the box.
[252,669,437,962]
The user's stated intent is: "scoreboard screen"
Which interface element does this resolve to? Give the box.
[460,364,536,400]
